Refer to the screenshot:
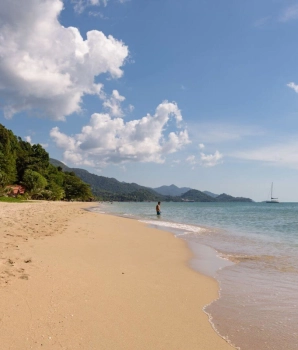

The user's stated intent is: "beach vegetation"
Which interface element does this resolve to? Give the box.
[22,169,48,199]
[48,158,253,203]
[0,123,93,202]
[0,196,24,202]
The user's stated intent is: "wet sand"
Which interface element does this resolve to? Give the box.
[0,201,233,349]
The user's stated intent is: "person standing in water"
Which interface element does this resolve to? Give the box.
[156,201,161,215]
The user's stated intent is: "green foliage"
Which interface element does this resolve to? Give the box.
[22,169,48,198]
[215,193,253,202]
[46,182,65,201]
[0,124,94,202]
[63,172,92,201]
[0,183,9,196]
[181,189,216,202]
[0,126,18,184]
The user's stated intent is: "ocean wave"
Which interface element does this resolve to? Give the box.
[139,220,204,233]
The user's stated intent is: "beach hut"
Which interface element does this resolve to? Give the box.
[6,185,26,197]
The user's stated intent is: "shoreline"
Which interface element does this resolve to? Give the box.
[0,201,234,349]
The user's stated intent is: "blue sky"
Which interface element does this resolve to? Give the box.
[1,0,298,201]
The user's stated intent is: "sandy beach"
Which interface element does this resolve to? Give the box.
[0,201,233,350]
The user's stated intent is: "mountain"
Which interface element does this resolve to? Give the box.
[49,158,164,201]
[181,189,216,202]
[203,190,219,198]
[216,193,253,202]
[153,184,192,196]
[49,159,253,202]
[49,158,71,172]
[181,190,253,203]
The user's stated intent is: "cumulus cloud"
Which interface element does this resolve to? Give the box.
[103,90,125,117]
[185,149,223,167]
[50,101,190,166]
[198,143,205,149]
[200,150,223,167]
[0,0,128,120]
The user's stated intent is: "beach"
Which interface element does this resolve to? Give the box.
[0,201,233,350]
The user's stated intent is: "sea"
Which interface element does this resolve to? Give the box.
[89,201,298,350]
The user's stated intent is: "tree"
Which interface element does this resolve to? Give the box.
[0,125,18,184]
[0,124,93,201]
[63,173,92,201]
[22,169,48,199]
[46,182,65,201]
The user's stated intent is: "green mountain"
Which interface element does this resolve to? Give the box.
[49,158,71,172]
[216,193,253,202]
[49,158,164,201]
[154,184,192,196]
[181,189,216,202]
[203,190,219,198]
[49,158,253,202]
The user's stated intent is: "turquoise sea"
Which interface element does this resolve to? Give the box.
[90,201,298,350]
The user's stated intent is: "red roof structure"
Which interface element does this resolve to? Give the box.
[6,185,26,196]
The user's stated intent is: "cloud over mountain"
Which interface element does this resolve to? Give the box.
[0,0,128,120]
[50,101,190,166]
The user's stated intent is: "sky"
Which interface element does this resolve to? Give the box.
[1,0,298,201]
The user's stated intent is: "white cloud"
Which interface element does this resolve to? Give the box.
[186,155,196,165]
[25,136,32,145]
[88,11,108,19]
[50,101,190,167]
[103,90,125,117]
[189,123,264,144]
[186,149,223,167]
[200,151,223,167]
[25,135,48,148]
[230,140,298,168]
[287,82,298,93]
[279,4,298,22]
[0,0,128,120]
[198,143,205,149]
[72,0,108,13]
[72,0,129,13]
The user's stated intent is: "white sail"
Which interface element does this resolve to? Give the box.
[266,183,279,203]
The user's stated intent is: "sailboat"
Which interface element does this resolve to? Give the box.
[266,182,279,203]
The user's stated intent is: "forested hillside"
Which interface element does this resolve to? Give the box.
[181,189,216,202]
[0,124,92,201]
[153,184,191,196]
[50,158,167,201]
[49,158,253,202]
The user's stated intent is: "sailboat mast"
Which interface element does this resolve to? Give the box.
[271,182,273,199]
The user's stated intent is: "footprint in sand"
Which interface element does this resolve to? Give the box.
[19,274,29,280]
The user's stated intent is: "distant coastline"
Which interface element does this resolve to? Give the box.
[50,158,253,203]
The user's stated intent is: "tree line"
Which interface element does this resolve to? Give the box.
[0,124,92,201]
